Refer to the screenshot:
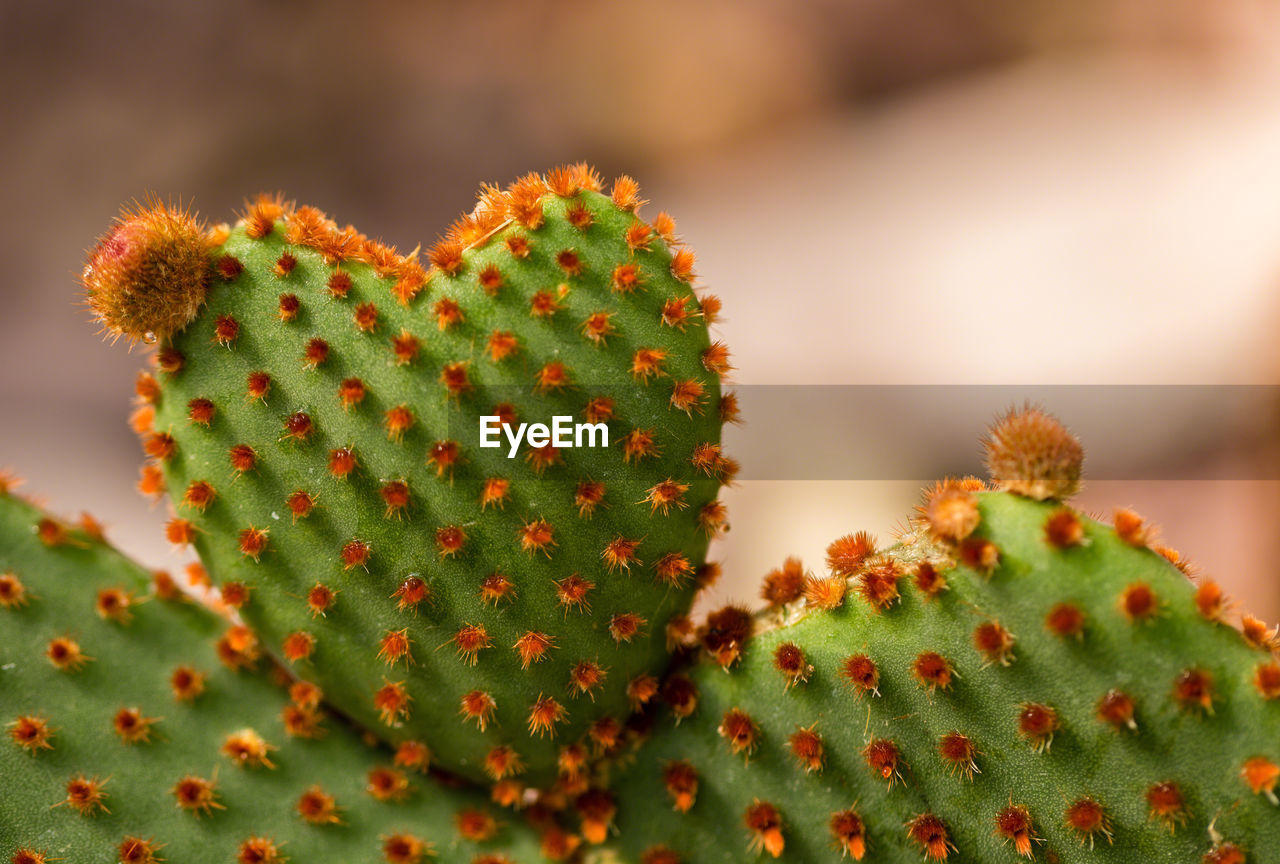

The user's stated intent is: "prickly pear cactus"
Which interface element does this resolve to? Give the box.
[66,176,1280,864]
[85,166,732,788]
[0,484,549,863]
[600,410,1279,863]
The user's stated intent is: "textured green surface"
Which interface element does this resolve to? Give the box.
[0,490,545,863]
[604,492,1280,862]
[146,178,726,787]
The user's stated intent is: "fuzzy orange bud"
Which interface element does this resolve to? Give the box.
[83,201,212,341]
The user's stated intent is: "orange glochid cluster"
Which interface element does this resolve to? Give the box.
[527,694,567,738]
[760,557,806,607]
[377,629,413,667]
[221,728,275,769]
[699,605,752,668]
[118,835,163,863]
[526,444,561,474]
[602,537,641,573]
[803,573,846,611]
[1121,582,1160,622]
[973,620,1015,666]
[172,774,223,817]
[366,766,410,802]
[1097,688,1138,731]
[484,745,523,781]
[906,813,953,861]
[113,707,158,744]
[938,731,980,780]
[994,804,1039,858]
[277,293,300,323]
[743,800,784,858]
[216,625,260,670]
[661,674,698,720]
[94,586,135,623]
[9,714,54,754]
[1017,703,1059,752]
[569,660,606,698]
[842,653,880,697]
[1145,781,1187,831]
[662,760,698,812]
[959,536,1000,572]
[1064,797,1112,847]
[788,725,825,773]
[608,612,646,644]
[46,636,90,672]
[373,680,411,726]
[718,709,758,760]
[857,562,902,612]
[1045,602,1086,638]
[170,665,205,702]
[147,570,179,599]
[772,642,812,689]
[282,630,315,663]
[912,651,954,694]
[58,774,110,815]
[479,573,515,607]
[830,808,867,860]
[451,623,491,665]
[863,738,904,788]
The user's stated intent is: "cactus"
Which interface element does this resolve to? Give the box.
[3,170,1276,862]
[599,410,1280,863]
[0,482,556,863]
[87,168,730,788]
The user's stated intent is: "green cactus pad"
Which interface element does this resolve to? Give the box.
[0,487,549,863]
[603,490,1280,863]
[121,166,729,788]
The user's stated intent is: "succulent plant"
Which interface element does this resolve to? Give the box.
[2,167,1276,863]
[89,168,731,789]
[603,414,1280,862]
[0,480,548,863]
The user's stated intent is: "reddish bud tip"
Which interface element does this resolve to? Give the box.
[84,201,212,342]
[984,406,1083,500]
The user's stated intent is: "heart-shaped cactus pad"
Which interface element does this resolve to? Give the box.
[95,165,734,788]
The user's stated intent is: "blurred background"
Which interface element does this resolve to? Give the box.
[2,0,1279,619]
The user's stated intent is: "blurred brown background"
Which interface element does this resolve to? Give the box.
[2,1,1279,620]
